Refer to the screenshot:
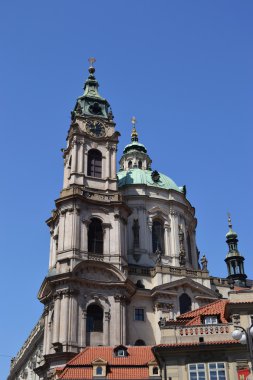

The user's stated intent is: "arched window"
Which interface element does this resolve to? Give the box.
[152,220,164,253]
[187,232,193,265]
[96,367,103,375]
[138,160,142,169]
[86,304,103,332]
[87,149,102,178]
[135,339,146,346]
[128,160,132,169]
[88,218,103,254]
[179,293,192,314]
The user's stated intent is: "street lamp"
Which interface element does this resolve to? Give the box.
[232,323,253,371]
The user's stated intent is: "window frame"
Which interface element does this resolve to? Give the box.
[134,307,145,322]
[188,363,227,380]
[87,149,102,178]
[204,316,218,325]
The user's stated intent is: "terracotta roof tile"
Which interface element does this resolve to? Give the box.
[58,346,157,379]
[67,346,156,366]
[59,367,150,379]
[178,300,229,324]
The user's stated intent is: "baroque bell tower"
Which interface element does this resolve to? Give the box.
[37,60,133,376]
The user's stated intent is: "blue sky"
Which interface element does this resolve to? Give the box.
[1,1,252,378]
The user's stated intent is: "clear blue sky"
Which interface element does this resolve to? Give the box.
[1,1,252,378]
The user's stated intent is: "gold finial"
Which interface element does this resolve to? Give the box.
[131,116,136,126]
[131,116,138,141]
[88,57,96,67]
[227,212,232,229]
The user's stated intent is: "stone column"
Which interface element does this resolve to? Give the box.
[121,300,127,345]
[102,223,111,256]
[169,209,179,266]
[80,310,87,348]
[164,222,170,256]
[43,307,49,355]
[111,147,117,179]
[52,293,61,344]
[81,219,90,253]
[69,291,78,346]
[147,217,153,253]
[47,315,52,354]
[104,311,111,346]
[59,291,70,346]
[49,231,54,269]
[83,145,88,176]
[71,140,78,173]
[114,295,121,345]
[105,144,110,179]
[79,142,84,173]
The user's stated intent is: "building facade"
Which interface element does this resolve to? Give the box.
[8,63,250,380]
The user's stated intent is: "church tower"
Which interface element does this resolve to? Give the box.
[37,61,133,375]
[225,215,247,287]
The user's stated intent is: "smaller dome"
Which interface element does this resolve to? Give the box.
[117,168,181,192]
[123,141,147,154]
[226,229,238,239]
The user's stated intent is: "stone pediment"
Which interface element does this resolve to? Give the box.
[151,277,218,299]
[73,261,126,283]
[92,357,107,365]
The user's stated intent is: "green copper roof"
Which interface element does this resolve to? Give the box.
[117,168,182,192]
[71,65,113,121]
[226,229,238,238]
[123,141,147,154]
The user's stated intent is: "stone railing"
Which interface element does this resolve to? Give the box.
[128,264,209,278]
[160,323,233,344]
[10,318,44,370]
[178,324,231,337]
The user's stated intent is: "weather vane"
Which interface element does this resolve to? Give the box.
[88,57,96,67]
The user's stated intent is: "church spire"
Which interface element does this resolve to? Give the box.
[131,116,138,142]
[71,58,114,121]
[225,213,247,287]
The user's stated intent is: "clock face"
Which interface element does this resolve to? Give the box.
[86,121,105,137]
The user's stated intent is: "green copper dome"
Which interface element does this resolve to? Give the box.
[123,141,147,154]
[117,168,182,192]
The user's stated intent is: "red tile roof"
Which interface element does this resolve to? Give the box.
[67,346,156,366]
[58,346,158,379]
[177,299,229,325]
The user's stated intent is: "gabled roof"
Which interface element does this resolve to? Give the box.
[58,346,158,380]
[177,299,229,326]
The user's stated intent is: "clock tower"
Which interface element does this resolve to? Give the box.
[63,59,119,193]
[37,61,132,376]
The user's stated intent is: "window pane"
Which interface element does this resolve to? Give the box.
[198,364,205,370]
[189,365,196,370]
[209,364,216,369]
[135,308,144,321]
[217,364,225,369]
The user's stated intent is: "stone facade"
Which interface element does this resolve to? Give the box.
[8,64,250,380]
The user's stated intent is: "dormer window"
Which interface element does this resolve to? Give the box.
[114,345,128,357]
[204,316,218,325]
[117,349,126,357]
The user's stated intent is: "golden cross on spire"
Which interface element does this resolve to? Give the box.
[88,57,96,67]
